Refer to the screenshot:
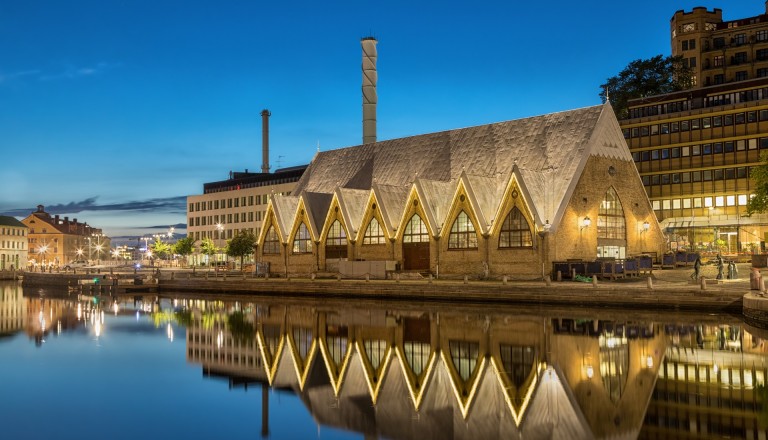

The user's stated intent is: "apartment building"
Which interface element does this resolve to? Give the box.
[0,216,28,270]
[620,4,768,253]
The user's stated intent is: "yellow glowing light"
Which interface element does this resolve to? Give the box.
[646,355,653,369]
[586,365,594,379]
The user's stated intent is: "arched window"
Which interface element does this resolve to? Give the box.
[499,207,532,248]
[597,187,626,259]
[292,223,312,254]
[263,226,280,255]
[448,211,478,249]
[402,214,429,243]
[325,220,347,246]
[598,188,626,239]
[363,217,385,245]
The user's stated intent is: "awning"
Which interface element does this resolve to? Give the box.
[660,215,768,229]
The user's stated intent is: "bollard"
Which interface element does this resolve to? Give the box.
[223,272,227,280]
[646,277,653,290]
[572,268,576,279]
[205,272,209,280]
[428,274,433,284]
[464,275,468,284]
[337,274,341,281]
[592,276,598,288]
[243,272,246,280]
[265,272,269,280]
[188,273,191,280]
[503,276,508,285]
[763,279,767,294]
[700,276,707,291]
[557,271,562,282]
[171,271,175,280]
[311,273,316,281]
[365,274,370,282]
[545,275,551,287]
[396,273,400,283]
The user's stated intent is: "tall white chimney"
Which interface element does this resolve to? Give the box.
[361,37,378,144]
[261,109,271,173]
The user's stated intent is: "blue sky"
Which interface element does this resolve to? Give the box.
[0,1,762,240]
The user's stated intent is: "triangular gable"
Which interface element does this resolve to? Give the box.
[414,179,454,236]
[271,338,301,389]
[257,326,286,386]
[301,192,333,240]
[394,344,438,411]
[398,185,437,238]
[440,349,487,419]
[491,167,540,236]
[318,329,354,397]
[355,339,394,404]
[286,325,319,391]
[271,195,300,243]
[462,172,507,236]
[372,183,410,235]
[520,365,593,439]
[354,189,393,244]
[489,358,545,426]
[336,188,370,238]
[587,102,634,162]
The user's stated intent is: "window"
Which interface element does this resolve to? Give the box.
[759,68,768,78]
[263,226,281,255]
[292,223,312,254]
[759,30,768,42]
[363,217,385,244]
[498,207,532,248]
[736,71,748,82]
[713,55,725,67]
[598,188,625,240]
[734,52,748,64]
[325,220,347,246]
[448,211,478,249]
[713,74,724,85]
[734,33,746,45]
[449,340,479,381]
[402,214,429,243]
[713,37,725,49]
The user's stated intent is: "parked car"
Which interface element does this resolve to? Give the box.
[63,261,89,271]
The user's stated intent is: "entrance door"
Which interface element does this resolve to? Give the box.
[402,214,430,271]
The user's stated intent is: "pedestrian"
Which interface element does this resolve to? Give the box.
[691,255,701,280]
[716,253,724,280]
[728,260,737,279]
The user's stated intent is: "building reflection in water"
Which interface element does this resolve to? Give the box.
[172,297,768,440]
[6,285,768,439]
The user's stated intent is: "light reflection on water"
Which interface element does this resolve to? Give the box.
[1,280,768,440]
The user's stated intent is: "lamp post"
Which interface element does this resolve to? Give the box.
[38,245,48,272]
[216,223,224,270]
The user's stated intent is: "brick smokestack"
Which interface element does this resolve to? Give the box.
[261,109,271,173]
[361,37,378,144]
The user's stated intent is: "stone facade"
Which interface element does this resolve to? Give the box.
[258,104,664,278]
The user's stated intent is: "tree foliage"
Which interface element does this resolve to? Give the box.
[226,230,257,268]
[599,54,694,120]
[746,151,768,215]
[172,236,195,257]
[199,237,218,257]
[150,238,172,259]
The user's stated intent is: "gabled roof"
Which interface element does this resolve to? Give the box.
[271,195,300,242]
[0,216,26,228]
[462,173,507,235]
[335,188,370,237]
[301,192,333,240]
[292,104,627,233]
[414,179,454,235]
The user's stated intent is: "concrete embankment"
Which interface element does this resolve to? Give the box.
[157,277,745,312]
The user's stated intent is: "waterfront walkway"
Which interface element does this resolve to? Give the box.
[154,263,753,312]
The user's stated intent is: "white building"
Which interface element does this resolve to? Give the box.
[0,216,28,271]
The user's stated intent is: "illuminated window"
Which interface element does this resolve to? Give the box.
[325,220,347,246]
[499,207,532,248]
[325,327,348,366]
[500,345,535,389]
[694,198,702,208]
[704,197,713,208]
[715,196,724,207]
[726,196,735,206]
[403,214,429,243]
[363,217,385,244]
[363,339,388,371]
[448,211,478,249]
[449,340,479,381]
[403,341,431,376]
[599,333,628,403]
[293,327,313,360]
[738,195,748,206]
[263,226,280,255]
[292,223,313,254]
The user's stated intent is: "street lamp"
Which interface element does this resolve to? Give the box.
[38,245,48,271]
[95,244,103,265]
[216,223,224,269]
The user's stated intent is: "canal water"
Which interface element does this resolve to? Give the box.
[1,279,766,440]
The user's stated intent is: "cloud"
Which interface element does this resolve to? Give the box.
[0,196,187,217]
[0,62,119,84]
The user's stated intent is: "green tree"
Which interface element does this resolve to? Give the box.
[747,151,768,215]
[199,237,218,268]
[599,54,694,120]
[226,230,257,269]
[172,236,196,267]
[150,238,171,260]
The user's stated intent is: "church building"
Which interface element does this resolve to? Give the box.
[256,103,665,279]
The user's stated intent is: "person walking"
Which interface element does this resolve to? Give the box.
[691,255,702,280]
[716,253,725,280]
